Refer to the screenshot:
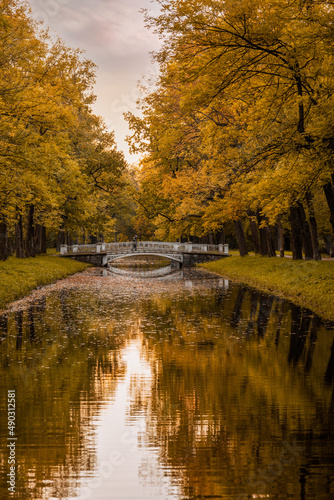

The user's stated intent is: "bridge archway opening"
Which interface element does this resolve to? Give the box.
[104,252,183,270]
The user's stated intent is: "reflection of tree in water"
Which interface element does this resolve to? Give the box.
[257,294,274,337]
[0,314,7,344]
[230,287,245,328]
[288,304,313,365]
[0,292,126,500]
[246,290,260,337]
[137,285,334,499]
[1,277,333,499]
[274,299,285,346]
[305,316,320,373]
[325,338,334,386]
[15,310,23,350]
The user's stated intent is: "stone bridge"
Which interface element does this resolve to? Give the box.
[60,241,229,268]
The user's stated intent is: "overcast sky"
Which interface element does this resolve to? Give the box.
[29,0,161,164]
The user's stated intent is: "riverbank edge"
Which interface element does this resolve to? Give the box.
[199,256,334,322]
[0,255,91,312]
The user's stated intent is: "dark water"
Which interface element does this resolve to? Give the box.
[0,268,333,500]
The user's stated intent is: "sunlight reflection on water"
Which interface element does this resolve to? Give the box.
[0,268,333,500]
[76,337,181,500]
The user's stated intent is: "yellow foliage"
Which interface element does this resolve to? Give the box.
[126,0,334,242]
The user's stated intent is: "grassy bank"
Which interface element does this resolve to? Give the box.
[200,256,334,322]
[0,255,90,311]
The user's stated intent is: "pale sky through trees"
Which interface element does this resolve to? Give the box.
[29,0,161,164]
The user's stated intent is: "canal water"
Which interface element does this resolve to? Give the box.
[0,268,333,499]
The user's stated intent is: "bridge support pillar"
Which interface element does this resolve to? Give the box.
[102,254,108,267]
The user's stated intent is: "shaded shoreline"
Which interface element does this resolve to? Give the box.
[200,256,334,323]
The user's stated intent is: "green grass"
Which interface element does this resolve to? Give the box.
[200,255,334,321]
[0,255,90,311]
[46,247,59,255]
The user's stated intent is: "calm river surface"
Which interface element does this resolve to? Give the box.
[0,268,334,499]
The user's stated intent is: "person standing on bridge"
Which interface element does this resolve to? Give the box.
[132,235,137,252]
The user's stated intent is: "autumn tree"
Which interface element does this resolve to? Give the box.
[126,0,334,257]
[0,0,130,259]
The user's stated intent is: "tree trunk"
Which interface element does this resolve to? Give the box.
[15,210,24,258]
[219,228,225,245]
[57,230,64,252]
[57,230,67,251]
[290,205,303,259]
[323,179,334,236]
[41,225,47,254]
[25,204,36,257]
[35,224,42,255]
[257,213,276,257]
[297,201,313,260]
[277,217,285,258]
[35,224,47,254]
[305,192,321,260]
[257,214,268,256]
[0,220,9,261]
[56,231,61,252]
[234,220,248,256]
[248,212,261,254]
[265,225,276,257]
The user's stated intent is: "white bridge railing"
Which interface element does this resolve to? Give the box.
[60,241,229,255]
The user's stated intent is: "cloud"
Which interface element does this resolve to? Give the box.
[28,0,161,163]
[30,0,159,60]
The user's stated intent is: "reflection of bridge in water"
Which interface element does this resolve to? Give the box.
[60,241,229,268]
[106,264,178,278]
